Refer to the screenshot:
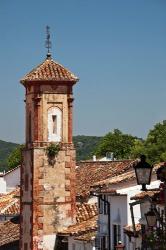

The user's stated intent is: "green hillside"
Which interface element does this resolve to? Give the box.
[0,140,19,171]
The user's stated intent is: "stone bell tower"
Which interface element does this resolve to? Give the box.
[20,29,78,250]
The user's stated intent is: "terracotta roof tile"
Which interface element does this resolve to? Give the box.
[20,58,78,83]
[59,203,98,236]
[0,220,19,246]
[60,216,97,236]
[76,160,135,197]
[131,189,160,201]
[90,162,162,190]
[0,189,20,215]
[76,203,98,223]
[74,231,96,241]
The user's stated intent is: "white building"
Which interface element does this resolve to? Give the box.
[0,166,20,194]
[92,162,161,250]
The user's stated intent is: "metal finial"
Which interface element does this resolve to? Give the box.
[45,26,52,58]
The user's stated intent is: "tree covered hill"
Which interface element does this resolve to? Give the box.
[0,140,19,171]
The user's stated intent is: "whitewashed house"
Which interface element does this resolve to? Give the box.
[0,166,20,194]
[92,162,161,250]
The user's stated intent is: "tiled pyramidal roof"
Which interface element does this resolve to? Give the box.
[20,58,78,83]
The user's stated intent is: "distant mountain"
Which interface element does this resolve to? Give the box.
[0,135,102,171]
[73,135,102,161]
[0,140,19,171]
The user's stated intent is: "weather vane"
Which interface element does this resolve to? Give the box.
[45,26,52,58]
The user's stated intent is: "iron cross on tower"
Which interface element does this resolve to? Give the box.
[45,25,52,58]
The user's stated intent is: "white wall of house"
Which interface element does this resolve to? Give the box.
[68,237,95,250]
[96,174,161,250]
[109,195,128,249]
[0,167,20,194]
[117,179,161,226]
[4,167,20,192]
[0,176,7,193]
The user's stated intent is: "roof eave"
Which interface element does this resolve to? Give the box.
[20,78,79,86]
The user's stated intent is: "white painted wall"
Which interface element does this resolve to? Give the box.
[42,234,57,250]
[0,176,6,193]
[96,176,161,250]
[109,195,128,249]
[5,167,20,192]
[117,179,161,226]
[68,237,95,250]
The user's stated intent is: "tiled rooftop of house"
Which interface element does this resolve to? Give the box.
[74,231,96,242]
[0,188,20,215]
[59,202,98,237]
[90,162,162,190]
[131,189,160,201]
[76,203,98,223]
[76,160,135,197]
[20,58,78,83]
[0,220,19,247]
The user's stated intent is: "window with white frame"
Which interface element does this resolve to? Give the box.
[48,107,62,142]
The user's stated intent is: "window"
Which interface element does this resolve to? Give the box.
[52,115,57,134]
[113,224,121,248]
[100,236,108,250]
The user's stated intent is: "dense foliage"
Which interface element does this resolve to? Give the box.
[73,135,102,161]
[95,120,166,164]
[0,140,19,171]
[143,120,166,164]
[7,145,24,170]
[95,129,138,159]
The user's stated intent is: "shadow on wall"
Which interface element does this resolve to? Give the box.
[54,236,68,250]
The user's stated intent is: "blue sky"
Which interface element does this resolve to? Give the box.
[0,0,166,143]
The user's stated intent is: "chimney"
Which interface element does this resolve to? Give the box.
[93,155,96,161]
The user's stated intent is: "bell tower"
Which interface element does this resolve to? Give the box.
[20,29,78,250]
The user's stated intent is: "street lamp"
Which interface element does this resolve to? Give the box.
[134,155,153,191]
[145,209,157,228]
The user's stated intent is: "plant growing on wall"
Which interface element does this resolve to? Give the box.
[46,143,60,159]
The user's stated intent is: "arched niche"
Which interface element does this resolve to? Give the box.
[48,107,62,142]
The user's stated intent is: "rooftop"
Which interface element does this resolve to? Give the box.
[91,162,162,190]
[76,160,135,197]
[131,189,160,201]
[0,188,20,216]
[59,202,98,237]
[0,220,19,247]
[20,57,78,84]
